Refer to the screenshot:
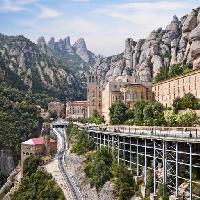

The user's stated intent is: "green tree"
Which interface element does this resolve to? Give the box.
[143,102,165,126]
[168,64,183,78]
[109,100,129,125]
[176,109,198,127]
[90,109,105,125]
[134,100,150,125]
[112,162,135,200]
[172,97,182,113]
[12,170,64,200]
[23,155,42,176]
[153,67,169,83]
[84,146,113,190]
[72,130,95,155]
[164,110,177,127]
[181,93,199,110]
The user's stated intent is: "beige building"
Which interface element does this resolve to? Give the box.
[152,69,200,107]
[66,101,88,118]
[87,73,102,117]
[21,136,57,166]
[102,75,153,123]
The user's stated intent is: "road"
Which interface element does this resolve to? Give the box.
[53,127,83,200]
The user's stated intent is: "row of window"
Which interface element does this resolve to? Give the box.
[154,74,200,92]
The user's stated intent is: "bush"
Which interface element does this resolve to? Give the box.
[173,93,199,112]
[164,110,177,127]
[109,100,129,125]
[84,146,113,190]
[89,110,105,125]
[112,162,135,200]
[143,102,165,126]
[72,130,95,155]
[176,109,198,127]
[23,155,41,176]
[12,170,64,200]
[134,100,150,125]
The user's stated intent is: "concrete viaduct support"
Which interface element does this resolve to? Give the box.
[87,129,200,199]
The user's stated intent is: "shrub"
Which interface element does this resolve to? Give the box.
[176,109,198,127]
[164,110,177,126]
[84,146,113,190]
[143,102,165,126]
[109,100,129,125]
[23,155,41,176]
[72,130,95,155]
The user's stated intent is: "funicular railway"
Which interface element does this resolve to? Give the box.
[83,125,200,199]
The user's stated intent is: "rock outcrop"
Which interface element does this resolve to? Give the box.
[0,150,14,178]
[46,36,96,65]
[91,7,200,83]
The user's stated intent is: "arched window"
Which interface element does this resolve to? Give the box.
[92,76,95,83]
[89,76,91,83]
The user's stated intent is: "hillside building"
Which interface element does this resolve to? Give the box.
[152,68,200,107]
[21,136,57,166]
[87,72,102,117]
[66,101,88,118]
[102,75,153,123]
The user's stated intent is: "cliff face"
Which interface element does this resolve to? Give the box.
[91,7,200,83]
[0,150,14,178]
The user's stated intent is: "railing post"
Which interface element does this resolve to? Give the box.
[136,138,139,176]
[176,142,178,198]
[118,136,120,163]
[130,137,132,169]
[144,139,147,187]
[123,137,125,164]
[153,140,156,196]
[189,143,192,200]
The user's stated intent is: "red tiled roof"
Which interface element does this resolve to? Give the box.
[32,137,56,145]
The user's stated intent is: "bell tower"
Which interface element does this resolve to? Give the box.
[87,72,102,117]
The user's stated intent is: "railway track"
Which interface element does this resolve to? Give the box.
[53,128,83,200]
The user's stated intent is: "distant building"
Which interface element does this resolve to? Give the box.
[152,69,200,107]
[48,101,65,117]
[66,101,88,118]
[21,136,57,166]
[102,75,153,123]
[87,72,102,117]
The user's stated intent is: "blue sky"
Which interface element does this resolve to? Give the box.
[0,0,200,56]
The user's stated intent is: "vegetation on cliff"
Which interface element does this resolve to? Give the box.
[68,124,135,200]
[153,64,192,83]
[12,156,64,200]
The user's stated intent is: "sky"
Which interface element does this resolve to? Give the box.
[0,0,200,56]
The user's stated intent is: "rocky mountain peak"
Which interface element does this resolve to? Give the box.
[47,37,55,49]
[73,38,90,63]
[92,7,200,84]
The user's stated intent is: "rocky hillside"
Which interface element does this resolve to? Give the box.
[46,36,96,78]
[91,7,200,84]
[0,33,88,100]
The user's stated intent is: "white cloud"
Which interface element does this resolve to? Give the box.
[0,0,24,12]
[39,6,62,18]
[4,0,200,56]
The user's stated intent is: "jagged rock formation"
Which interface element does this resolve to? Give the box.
[47,36,96,66]
[0,33,85,100]
[91,7,200,83]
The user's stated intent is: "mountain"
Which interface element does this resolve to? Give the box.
[0,33,87,101]
[91,7,200,84]
[46,36,96,78]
